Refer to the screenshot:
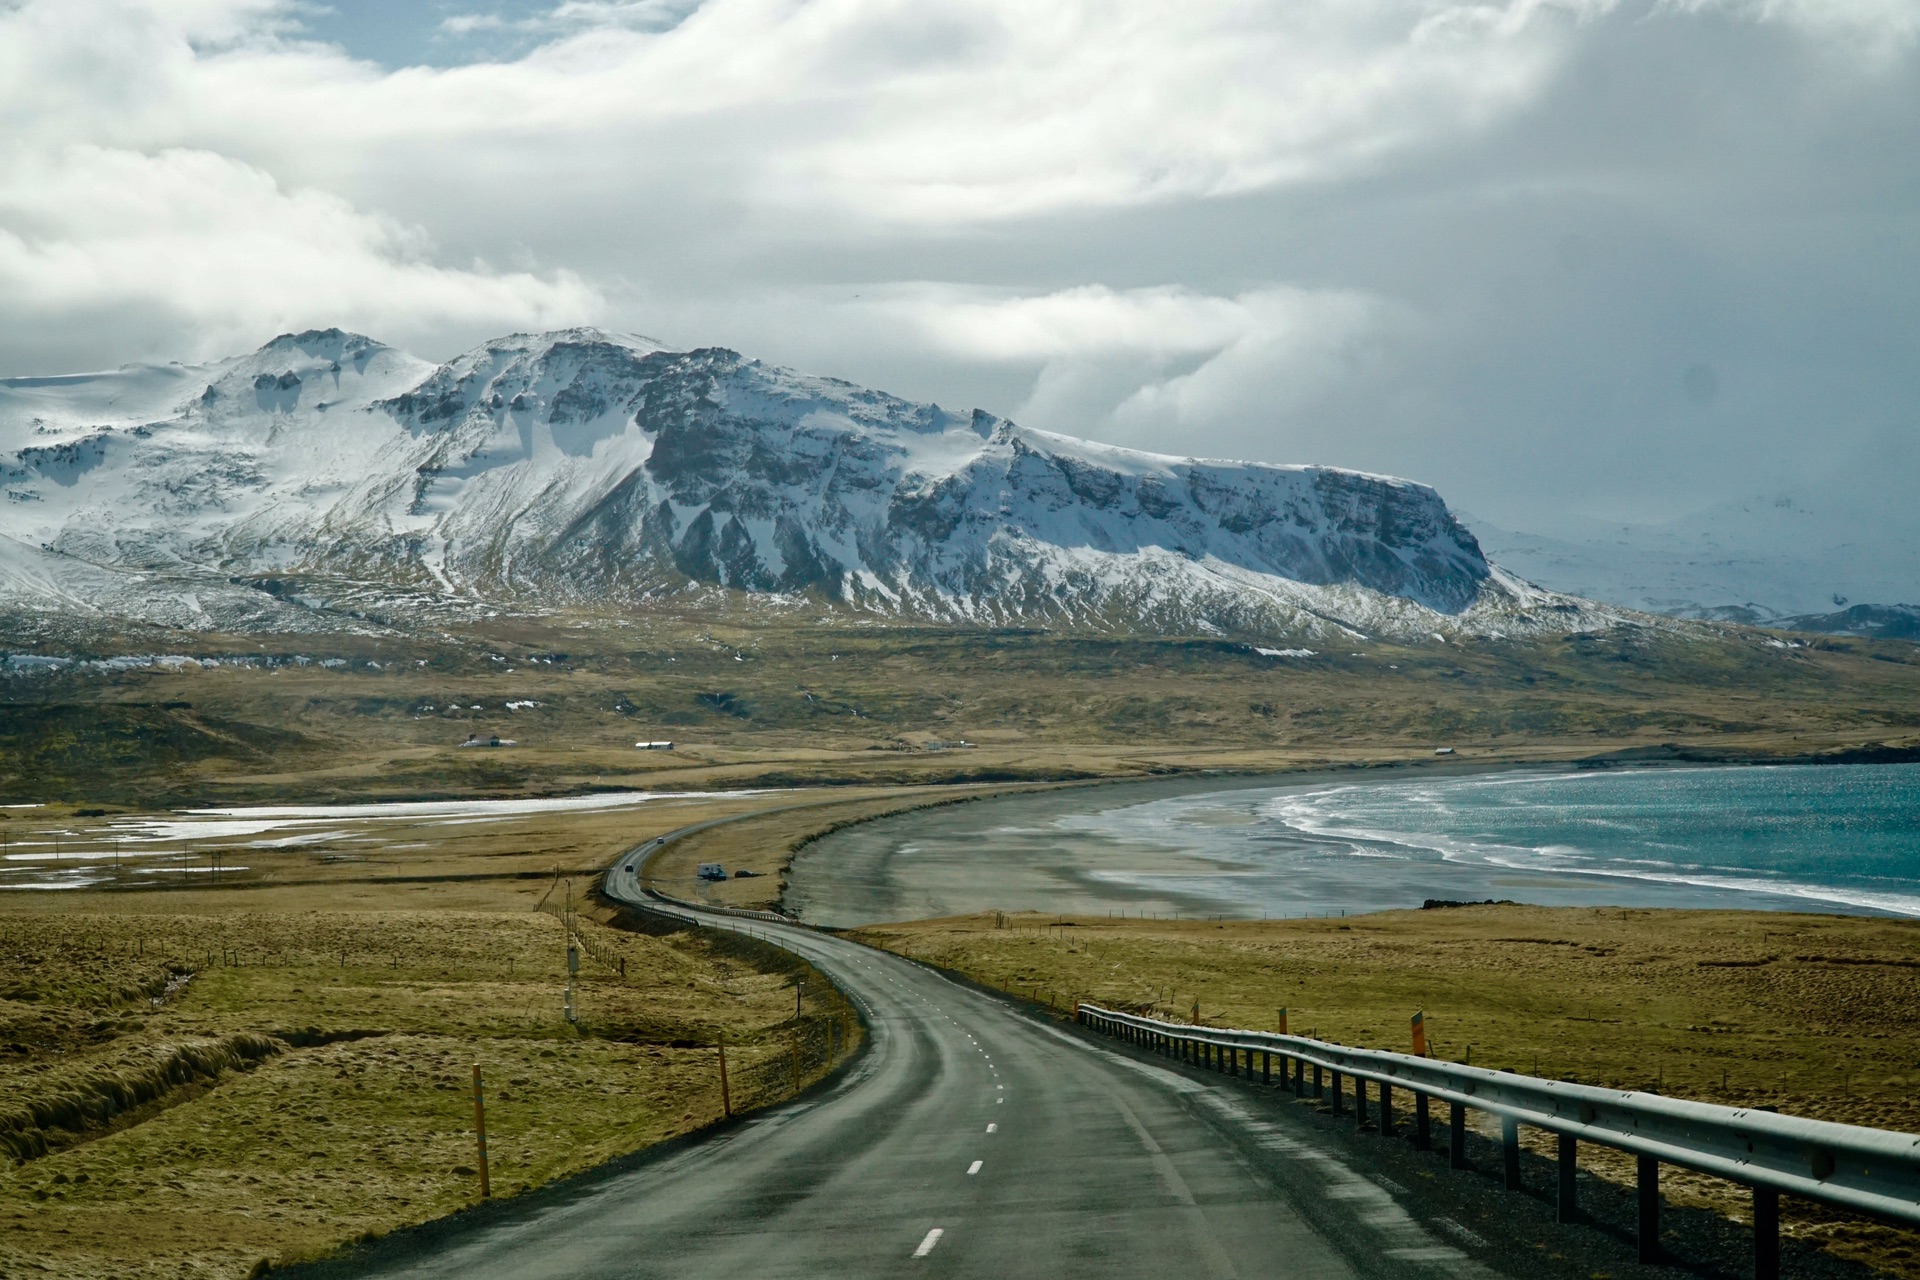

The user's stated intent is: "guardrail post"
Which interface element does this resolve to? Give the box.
[1415,1092,1430,1150]
[1356,1076,1371,1128]
[1293,1055,1305,1097]
[1556,1133,1577,1222]
[1380,1082,1394,1137]
[1502,1117,1521,1190]
[1637,1156,1661,1263]
[1754,1187,1780,1280]
[1263,1051,1272,1085]
[1313,1063,1323,1099]
[1331,1069,1345,1115]
[1449,1102,1467,1169]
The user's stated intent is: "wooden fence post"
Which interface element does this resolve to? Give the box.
[471,1065,491,1200]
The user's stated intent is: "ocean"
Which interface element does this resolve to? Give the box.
[786,762,1920,925]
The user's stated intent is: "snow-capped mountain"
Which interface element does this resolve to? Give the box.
[0,328,1619,640]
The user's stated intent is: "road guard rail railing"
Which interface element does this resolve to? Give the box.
[1078,1003,1920,1278]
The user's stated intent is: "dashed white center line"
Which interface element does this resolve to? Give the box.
[913,1228,944,1258]
[986,1123,997,1133]
[967,1160,983,1175]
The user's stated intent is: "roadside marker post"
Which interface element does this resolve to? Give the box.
[717,1035,732,1117]
[1411,1011,1427,1057]
[471,1065,492,1200]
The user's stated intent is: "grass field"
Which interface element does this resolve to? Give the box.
[853,905,1920,1277]
[4,606,1920,810]
[0,901,858,1279]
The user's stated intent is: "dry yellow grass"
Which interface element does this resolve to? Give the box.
[0,907,857,1279]
[9,607,1920,811]
[854,905,1920,1277]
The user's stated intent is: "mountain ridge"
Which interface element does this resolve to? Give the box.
[0,327,1630,642]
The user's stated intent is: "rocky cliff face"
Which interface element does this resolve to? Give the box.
[0,327,1614,639]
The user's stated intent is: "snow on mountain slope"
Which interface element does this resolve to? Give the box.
[1469,486,1920,622]
[0,328,1625,640]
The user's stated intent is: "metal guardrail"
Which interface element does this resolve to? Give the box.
[1079,1003,1920,1276]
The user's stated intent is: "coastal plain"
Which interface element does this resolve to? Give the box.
[1,608,1919,1275]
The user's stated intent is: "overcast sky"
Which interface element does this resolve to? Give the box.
[2,0,1915,532]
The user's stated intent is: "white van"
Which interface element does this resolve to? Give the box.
[696,862,727,881]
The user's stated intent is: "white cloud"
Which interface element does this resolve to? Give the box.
[0,144,599,364]
[1664,0,1920,55]
[817,282,1399,460]
[3,1,1621,220]
[869,284,1308,361]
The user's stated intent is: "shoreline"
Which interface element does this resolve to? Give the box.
[784,758,1920,927]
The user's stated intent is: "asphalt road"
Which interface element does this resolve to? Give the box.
[348,860,1509,1279]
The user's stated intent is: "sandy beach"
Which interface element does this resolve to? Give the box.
[787,762,1920,926]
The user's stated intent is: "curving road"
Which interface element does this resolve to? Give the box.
[348,860,1511,1279]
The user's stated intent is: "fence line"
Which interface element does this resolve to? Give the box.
[1078,1002,1920,1278]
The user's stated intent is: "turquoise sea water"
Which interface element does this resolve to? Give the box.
[789,763,1920,923]
[1064,762,1920,918]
